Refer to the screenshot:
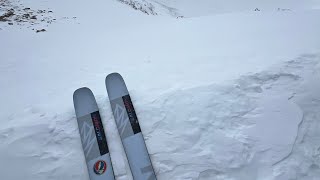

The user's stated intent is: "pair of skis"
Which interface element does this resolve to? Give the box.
[73,73,156,180]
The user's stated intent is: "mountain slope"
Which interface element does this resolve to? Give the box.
[1,0,320,180]
[119,0,320,17]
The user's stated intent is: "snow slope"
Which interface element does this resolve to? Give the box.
[1,0,320,180]
[150,0,320,17]
[121,0,320,17]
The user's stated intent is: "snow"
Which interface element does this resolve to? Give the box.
[151,0,320,17]
[1,0,320,179]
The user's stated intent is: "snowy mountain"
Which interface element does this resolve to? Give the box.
[117,0,320,17]
[1,0,320,180]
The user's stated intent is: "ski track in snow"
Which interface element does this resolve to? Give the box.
[0,53,319,180]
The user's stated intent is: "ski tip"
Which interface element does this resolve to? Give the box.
[73,87,92,101]
[73,87,98,117]
[105,72,122,81]
[105,72,129,100]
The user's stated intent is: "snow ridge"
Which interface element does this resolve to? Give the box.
[115,0,182,16]
[117,0,157,15]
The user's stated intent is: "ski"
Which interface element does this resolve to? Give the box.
[73,87,115,180]
[105,73,157,180]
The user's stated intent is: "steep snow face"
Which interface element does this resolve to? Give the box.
[1,0,320,180]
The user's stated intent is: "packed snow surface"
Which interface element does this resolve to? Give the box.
[1,0,320,180]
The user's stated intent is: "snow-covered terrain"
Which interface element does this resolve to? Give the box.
[118,0,320,17]
[1,0,320,179]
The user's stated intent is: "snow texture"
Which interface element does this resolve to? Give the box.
[1,0,320,180]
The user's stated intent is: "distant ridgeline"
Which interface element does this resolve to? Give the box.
[117,0,158,15]
[116,0,181,17]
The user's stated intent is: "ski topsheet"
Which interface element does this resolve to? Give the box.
[73,87,115,180]
[105,73,157,180]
